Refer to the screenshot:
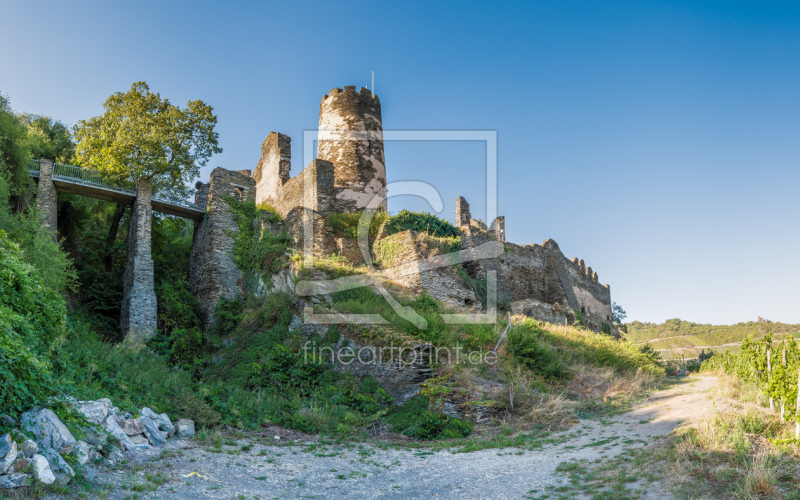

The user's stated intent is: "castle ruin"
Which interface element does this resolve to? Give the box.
[188,85,615,333]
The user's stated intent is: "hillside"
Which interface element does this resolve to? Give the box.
[624,318,800,358]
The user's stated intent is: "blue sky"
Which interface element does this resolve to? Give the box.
[3,1,800,325]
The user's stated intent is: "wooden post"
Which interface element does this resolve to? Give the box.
[767,344,772,410]
[782,347,787,423]
[795,366,800,439]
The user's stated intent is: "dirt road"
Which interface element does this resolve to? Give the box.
[86,376,720,499]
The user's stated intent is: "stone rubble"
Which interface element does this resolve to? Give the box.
[0,397,194,490]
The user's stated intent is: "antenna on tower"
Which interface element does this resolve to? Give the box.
[371,71,375,93]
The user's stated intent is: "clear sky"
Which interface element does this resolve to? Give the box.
[2,0,799,325]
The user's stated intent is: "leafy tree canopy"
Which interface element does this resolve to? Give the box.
[74,81,221,194]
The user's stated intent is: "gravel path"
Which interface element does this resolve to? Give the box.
[87,376,719,499]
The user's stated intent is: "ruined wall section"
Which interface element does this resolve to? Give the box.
[318,86,386,212]
[376,230,477,309]
[272,159,334,218]
[546,242,613,328]
[253,132,291,208]
[455,196,612,331]
[189,168,256,330]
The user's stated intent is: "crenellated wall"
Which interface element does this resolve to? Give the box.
[456,196,613,332]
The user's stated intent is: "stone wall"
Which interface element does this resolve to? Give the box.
[318,86,387,212]
[35,159,57,240]
[376,230,477,309]
[456,197,612,331]
[121,179,157,344]
[271,159,335,218]
[189,168,256,330]
[253,132,291,208]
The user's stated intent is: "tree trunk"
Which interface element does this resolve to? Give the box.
[104,203,127,272]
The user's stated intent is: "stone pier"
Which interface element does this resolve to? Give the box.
[121,179,157,344]
[35,159,58,240]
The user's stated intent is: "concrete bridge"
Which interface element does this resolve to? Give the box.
[30,158,250,344]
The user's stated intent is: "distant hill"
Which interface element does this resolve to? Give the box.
[623,318,800,359]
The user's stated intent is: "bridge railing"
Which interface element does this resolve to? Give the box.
[53,162,136,194]
[28,159,40,176]
[152,190,205,211]
[30,159,208,212]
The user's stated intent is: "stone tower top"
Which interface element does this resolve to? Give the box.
[318,85,386,212]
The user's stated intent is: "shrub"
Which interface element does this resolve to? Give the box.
[0,230,66,415]
[328,210,386,240]
[507,323,569,380]
[383,395,472,439]
[383,209,458,238]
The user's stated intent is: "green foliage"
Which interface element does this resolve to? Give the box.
[327,210,387,240]
[601,322,612,335]
[704,333,800,422]
[507,322,570,380]
[625,318,800,351]
[0,230,66,415]
[20,114,75,164]
[74,81,221,194]
[0,173,76,295]
[515,319,665,375]
[212,297,243,340]
[226,198,292,291]
[60,317,222,427]
[383,395,472,439]
[0,93,34,199]
[573,308,586,327]
[382,209,459,238]
[249,344,327,395]
[611,302,626,324]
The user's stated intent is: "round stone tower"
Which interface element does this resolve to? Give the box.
[317,86,387,211]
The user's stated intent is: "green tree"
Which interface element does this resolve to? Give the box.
[74,81,221,193]
[20,114,75,164]
[0,94,34,205]
[74,81,222,271]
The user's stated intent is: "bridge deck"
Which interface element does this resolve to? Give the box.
[29,160,205,221]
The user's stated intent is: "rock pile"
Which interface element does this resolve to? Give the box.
[0,398,194,490]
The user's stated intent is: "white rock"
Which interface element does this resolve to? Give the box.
[30,454,55,485]
[0,434,13,460]
[129,434,149,445]
[40,447,73,484]
[102,416,135,450]
[104,445,124,464]
[0,472,30,488]
[71,441,93,466]
[175,419,195,438]
[20,409,77,453]
[76,401,108,425]
[139,417,166,446]
[141,408,174,435]
[0,440,16,474]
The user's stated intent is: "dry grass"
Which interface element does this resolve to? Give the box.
[710,371,766,406]
[500,366,576,429]
[567,363,661,403]
[743,453,779,498]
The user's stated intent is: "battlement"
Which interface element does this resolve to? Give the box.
[324,86,380,103]
[322,86,381,114]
